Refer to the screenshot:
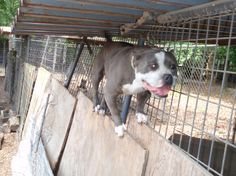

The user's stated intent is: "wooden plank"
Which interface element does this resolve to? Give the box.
[127,115,212,176]
[41,78,76,170]
[22,67,51,139]
[58,92,148,176]
[22,67,77,171]
[12,95,53,176]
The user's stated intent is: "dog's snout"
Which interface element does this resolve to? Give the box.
[163,74,173,85]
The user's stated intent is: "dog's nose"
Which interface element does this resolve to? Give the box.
[163,74,173,85]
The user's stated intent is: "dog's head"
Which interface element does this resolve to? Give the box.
[131,48,177,97]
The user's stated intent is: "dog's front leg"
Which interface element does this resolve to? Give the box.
[96,96,108,116]
[136,91,151,124]
[104,90,125,137]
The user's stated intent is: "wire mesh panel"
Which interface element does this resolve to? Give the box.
[18,64,37,119]
[0,40,8,67]
[63,12,236,176]
[145,11,236,176]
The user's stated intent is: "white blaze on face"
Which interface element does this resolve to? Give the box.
[136,52,171,88]
[122,79,144,95]
[122,51,175,95]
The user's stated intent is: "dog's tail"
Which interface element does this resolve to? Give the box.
[104,32,112,42]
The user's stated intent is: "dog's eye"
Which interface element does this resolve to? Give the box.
[170,64,176,70]
[150,64,158,70]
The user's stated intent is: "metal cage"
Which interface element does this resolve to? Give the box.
[6,7,236,176]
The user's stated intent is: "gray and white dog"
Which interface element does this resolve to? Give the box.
[91,39,177,137]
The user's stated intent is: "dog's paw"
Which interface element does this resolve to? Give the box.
[94,105,106,116]
[115,124,127,137]
[136,113,148,124]
[98,109,106,116]
[94,105,100,113]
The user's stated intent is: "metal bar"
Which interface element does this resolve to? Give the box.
[164,21,179,139]
[207,11,235,172]
[24,2,141,18]
[187,17,210,154]
[157,0,236,24]
[18,37,23,58]
[233,116,236,144]
[53,41,58,71]
[16,38,24,114]
[120,38,145,124]
[219,11,235,176]
[197,15,222,160]
[170,21,187,144]
[67,0,171,12]
[25,36,30,63]
[64,42,85,89]
[40,36,50,66]
[121,95,132,124]
[177,19,193,148]
[220,98,236,175]
[3,40,6,75]
[157,23,170,135]
[179,18,201,148]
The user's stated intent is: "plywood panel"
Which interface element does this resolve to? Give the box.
[22,67,52,138]
[58,92,148,176]
[41,78,76,170]
[127,116,212,176]
[22,67,76,171]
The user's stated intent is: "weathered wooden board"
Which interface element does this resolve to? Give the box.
[127,116,212,176]
[22,67,51,138]
[41,78,76,170]
[58,92,148,176]
[12,95,53,176]
[22,67,77,171]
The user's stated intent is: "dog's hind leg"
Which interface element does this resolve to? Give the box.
[136,91,151,124]
[91,57,105,111]
[104,88,126,137]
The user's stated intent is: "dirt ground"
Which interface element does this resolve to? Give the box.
[0,133,19,176]
[0,67,19,176]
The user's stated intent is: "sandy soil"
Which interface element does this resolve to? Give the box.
[0,133,19,176]
[0,72,19,176]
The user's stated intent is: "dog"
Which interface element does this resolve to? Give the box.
[91,39,177,137]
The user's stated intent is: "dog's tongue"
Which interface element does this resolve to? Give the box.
[143,81,171,97]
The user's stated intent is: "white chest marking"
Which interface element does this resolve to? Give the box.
[122,79,144,95]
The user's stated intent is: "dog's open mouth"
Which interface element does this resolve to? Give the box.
[142,81,171,97]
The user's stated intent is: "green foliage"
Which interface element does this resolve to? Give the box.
[0,0,19,26]
[169,41,236,72]
[216,46,236,71]
[0,0,19,41]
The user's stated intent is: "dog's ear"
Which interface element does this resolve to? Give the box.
[166,48,174,54]
[131,47,160,68]
[130,47,146,68]
[131,47,151,59]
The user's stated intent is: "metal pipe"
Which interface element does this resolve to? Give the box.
[157,0,236,24]
[121,95,132,124]
[64,42,84,89]
[121,38,145,124]
[25,36,30,63]
[3,40,6,75]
